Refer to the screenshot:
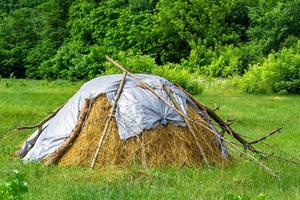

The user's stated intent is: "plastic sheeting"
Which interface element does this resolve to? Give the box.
[19,74,227,161]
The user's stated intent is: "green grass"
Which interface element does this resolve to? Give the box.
[0,79,299,200]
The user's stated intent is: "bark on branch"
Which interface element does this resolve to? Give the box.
[43,99,90,166]
[18,104,65,158]
[17,104,64,130]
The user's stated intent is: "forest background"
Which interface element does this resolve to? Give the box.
[0,0,299,94]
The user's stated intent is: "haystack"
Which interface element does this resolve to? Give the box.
[17,56,279,173]
[58,95,223,167]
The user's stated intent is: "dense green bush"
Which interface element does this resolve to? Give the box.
[240,43,300,94]
[0,8,39,78]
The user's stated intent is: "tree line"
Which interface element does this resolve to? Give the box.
[0,0,299,93]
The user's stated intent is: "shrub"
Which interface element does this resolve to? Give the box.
[104,53,203,94]
[105,51,156,74]
[240,44,300,94]
[205,45,244,77]
[152,64,203,94]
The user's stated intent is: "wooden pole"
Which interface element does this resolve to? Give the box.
[136,135,147,168]
[175,84,259,152]
[163,84,210,166]
[90,71,127,169]
[43,99,90,166]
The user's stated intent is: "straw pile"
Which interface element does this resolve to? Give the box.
[58,94,224,168]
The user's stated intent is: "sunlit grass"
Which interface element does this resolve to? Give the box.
[0,79,299,200]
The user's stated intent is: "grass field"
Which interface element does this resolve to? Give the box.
[0,79,299,200]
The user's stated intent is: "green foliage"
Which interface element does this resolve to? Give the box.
[240,43,300,94]
[25,0,72,78]
[0,7,39,78]
[0,170,28,200]
[247,0,300,55]
[0,0,300,94]
[105,52,203,94]
[152,64,203,94]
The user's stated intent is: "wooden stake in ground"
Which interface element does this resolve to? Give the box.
[90,71,127,169]
[163,84,210,166]
[17,104,65,158]
[43,99,90,166]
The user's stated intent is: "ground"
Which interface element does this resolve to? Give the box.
[0,79,299,200]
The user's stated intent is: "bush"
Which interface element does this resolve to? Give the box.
[104,52,203,94]
[105,51,156,74]
[152,63,203,94]
[240,43,300,94]
[205,45,244,77]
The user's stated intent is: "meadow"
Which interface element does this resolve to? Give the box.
[0,79,299,200]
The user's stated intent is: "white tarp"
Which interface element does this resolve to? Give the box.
[19,74,227,161]
[19,74,184,160]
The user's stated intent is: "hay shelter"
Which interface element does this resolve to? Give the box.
[18,73,229,168]
[18,57,272,169]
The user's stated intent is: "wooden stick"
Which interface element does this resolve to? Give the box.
[163,85,210,166]
[106,56,247,145]
[17,104,64,130]
[136,135,147,168]
[225,119,236,126]
[249,128,282,145]
[221,136,280,179]
[90,71,127,169]
[43,99,90,166]
[18,104,65,158]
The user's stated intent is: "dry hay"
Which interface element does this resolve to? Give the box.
[58,94,225,168]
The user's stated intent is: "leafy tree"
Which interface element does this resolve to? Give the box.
[0,7,39,77]
[25,0,73,78]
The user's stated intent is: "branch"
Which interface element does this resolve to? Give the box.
[105,56,279,178]
[163,84,210,166]
[249,128,282,145]
[90,71,127,169]
[43,99,90,166]
[17,104,64,130]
